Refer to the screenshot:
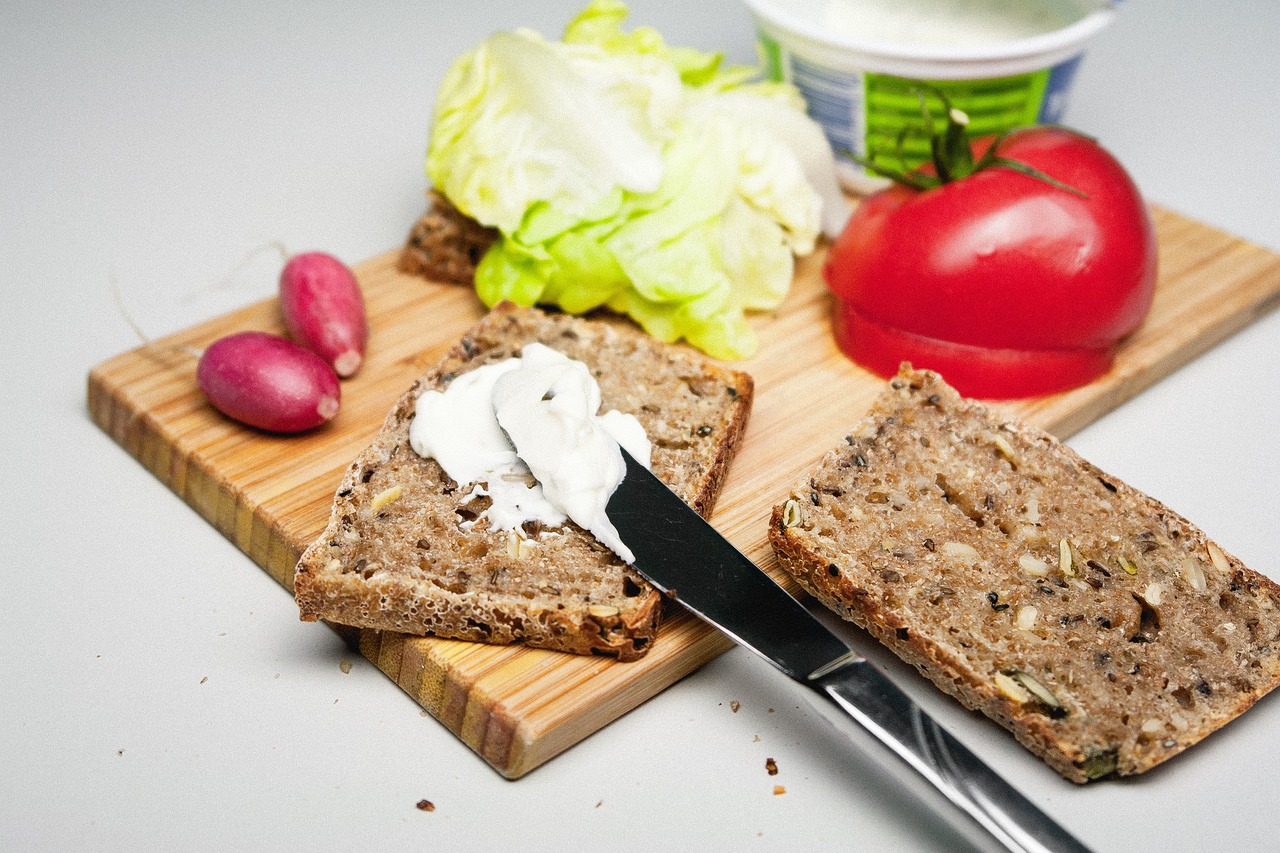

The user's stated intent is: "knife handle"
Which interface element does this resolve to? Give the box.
[809,658,1092,853]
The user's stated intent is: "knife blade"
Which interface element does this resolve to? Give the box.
[606,447,1091,853]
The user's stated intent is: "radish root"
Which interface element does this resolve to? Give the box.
[179,240,291,305]
[109,273,202,360]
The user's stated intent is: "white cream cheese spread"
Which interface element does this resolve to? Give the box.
[407,343,651,563]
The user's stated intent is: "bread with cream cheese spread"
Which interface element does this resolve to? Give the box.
[294,302,753,660]
[769,365,1280,781]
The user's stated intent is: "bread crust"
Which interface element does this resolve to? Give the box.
[295,303,753,660]
[770,365,1280,781]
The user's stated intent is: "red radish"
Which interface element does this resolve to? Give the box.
[197,331,340,433]
[279,251,368,377]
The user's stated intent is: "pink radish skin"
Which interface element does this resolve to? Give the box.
[279,251,368,377]
[197,331,341,433]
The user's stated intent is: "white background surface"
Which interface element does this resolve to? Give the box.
[3,1,1278,850]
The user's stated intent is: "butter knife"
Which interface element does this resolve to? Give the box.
[606,448,1091,853]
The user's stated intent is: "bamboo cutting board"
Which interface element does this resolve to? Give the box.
[87,205,1280,778]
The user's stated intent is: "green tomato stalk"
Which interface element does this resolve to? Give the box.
[853,89,1087,197]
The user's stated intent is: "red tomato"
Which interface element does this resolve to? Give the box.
[824,127,1157,399]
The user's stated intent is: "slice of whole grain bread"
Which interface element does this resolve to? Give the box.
[769,365,1280,782]
[294,302,753,660]
[397,190,498,285]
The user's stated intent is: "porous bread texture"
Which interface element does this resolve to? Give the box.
[295,302,753,660]
[397,190,498,285]
[769,365,1280,782]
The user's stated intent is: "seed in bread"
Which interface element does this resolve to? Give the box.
[769,365,1280,782]
[294,302,753,660]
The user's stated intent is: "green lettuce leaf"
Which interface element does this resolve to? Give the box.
[426,0,838,359]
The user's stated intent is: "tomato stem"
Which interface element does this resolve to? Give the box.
[983,153,1087,197]
[848,87,1087,197]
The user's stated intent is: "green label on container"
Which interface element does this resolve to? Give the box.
[862,70,1050,170]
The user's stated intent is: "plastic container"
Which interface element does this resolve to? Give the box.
[746,0,1117,192]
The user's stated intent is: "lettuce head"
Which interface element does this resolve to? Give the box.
[426,0,845,359]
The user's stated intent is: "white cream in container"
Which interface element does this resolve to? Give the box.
[746,0,1118,192]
